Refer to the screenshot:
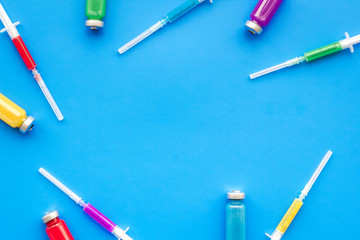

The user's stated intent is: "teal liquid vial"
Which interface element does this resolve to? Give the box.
[226,191,246,240]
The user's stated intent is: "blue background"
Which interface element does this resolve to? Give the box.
[0,0,359,239]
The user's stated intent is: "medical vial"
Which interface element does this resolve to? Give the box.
[0,93,34,134]
[226,191,246,240]
[42,211,74,240]
[86,0,107,29]
[245,0,283,35]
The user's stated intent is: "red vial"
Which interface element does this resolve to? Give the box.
[42,210,74,240]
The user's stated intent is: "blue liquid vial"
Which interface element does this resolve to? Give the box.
[226,190,246,240]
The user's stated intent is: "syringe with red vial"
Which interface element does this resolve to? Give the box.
[39,168,133,240]
[0,3,63,121]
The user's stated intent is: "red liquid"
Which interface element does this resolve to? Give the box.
[12,36,36,70]
[45,217,74,240]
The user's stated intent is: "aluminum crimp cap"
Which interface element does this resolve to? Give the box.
[245,20,262,35]
[86,20,104,29]
[19,116,34,134]
[42,210,59,223]
[227,190,245,199]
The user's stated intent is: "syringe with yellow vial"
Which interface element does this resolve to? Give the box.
[0,93,34,134]
[266,151,333,240]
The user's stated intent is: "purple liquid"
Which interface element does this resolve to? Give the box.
[250,0,283,27]
[83,203,117,232]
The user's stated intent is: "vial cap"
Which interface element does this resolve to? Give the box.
[227,190,245,200]
[42,210,59,223]
[19,116,34,134]
[245,20,262,35]
[86,20,104,29]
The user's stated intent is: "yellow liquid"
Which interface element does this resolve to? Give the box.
[276,198,303,233]
[0,93,28,128]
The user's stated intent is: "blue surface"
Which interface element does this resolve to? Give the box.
[0,0,359,239]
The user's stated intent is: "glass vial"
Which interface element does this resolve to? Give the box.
[86,0,107,29]
[226,190,246,240]
[42,210,74,240]
[0,93,34,134]
[245,0,283,34]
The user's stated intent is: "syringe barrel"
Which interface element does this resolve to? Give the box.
[304,42,343,62]
[275,198,303,234]
[12,36,36,70]
[83,204,132,240]
[83,203,117,232]
[166,0,202,23]
[0,4,37,70]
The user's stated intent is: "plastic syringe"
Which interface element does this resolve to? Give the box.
[0,4,63,121]
[118,0,212,54]
[39,168,132,240]
[250,32,360,79]
[266,151,333,240]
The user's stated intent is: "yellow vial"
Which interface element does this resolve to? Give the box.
[0,93,34,134]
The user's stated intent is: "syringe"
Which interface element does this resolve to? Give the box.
[250,32,360,79]
[0,4,63,121]
[118,0,212,54]
[266,151,333,240]
[39,168,132,240]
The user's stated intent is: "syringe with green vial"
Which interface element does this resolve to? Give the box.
[250,32,360,79]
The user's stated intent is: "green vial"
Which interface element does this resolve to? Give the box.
[86,0,107,29]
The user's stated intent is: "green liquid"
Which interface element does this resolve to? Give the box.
[86,0,107,21]
[304,42,343,62]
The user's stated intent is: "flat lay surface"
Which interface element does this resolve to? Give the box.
[0,0,359,239]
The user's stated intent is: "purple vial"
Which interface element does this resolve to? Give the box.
[245,0,283,35]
